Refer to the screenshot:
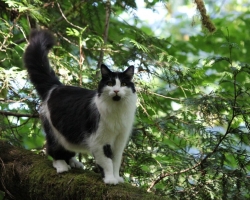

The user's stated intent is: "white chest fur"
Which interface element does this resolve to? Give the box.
[87,93,137,148]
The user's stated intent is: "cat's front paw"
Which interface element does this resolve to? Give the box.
[103,176,119,185]
[53,160,71,173]
[116,176,124,183]
[69,157,84,169]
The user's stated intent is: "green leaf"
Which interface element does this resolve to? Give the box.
[66,28,80,37]
[121,37,149,52]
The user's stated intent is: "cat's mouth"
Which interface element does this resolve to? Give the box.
[112,95,121,101]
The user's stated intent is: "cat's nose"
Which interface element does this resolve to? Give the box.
[114,90,119,94]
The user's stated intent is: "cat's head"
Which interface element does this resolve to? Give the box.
[97,64,136,101]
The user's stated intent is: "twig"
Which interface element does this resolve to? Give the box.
[57,3,83,30]
[15,24,28,44]
[147,161,202,192]
[56,31,77,46]
[0,111,39,118]
[50,1,86,28]
[148,91,181,101]
[0,20,14,52]
[97,0,111,70]
[57,2,86,86]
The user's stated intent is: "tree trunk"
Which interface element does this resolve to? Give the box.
[0,140,163,200]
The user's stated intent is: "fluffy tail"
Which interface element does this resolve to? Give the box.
[24,30,62,100]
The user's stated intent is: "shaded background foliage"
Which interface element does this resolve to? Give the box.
[0,0,250,199]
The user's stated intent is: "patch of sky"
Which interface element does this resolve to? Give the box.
[118,0,202,37]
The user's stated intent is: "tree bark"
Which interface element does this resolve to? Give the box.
[0,140,163,200]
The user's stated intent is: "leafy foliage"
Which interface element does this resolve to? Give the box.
[0,0,250,199]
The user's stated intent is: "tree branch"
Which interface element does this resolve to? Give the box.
[147,161,202,192]
[0,111,39,118]
[56,3,83,30]
[49,1,87,29]
[0,140,164,200]
[194,0,216,33]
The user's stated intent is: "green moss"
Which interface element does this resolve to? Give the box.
[28,160,163,200]
[0,141,166,200]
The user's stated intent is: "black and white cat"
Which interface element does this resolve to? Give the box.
[24,30,137,185]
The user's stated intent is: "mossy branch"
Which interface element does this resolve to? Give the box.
[0,140,164,200]
[194,0,216,33]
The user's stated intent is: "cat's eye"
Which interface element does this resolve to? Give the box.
[107,81,113,86]
[121,82,126,86]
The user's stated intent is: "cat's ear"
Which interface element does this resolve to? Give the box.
[101,64,111,77]
[124,65,134,80]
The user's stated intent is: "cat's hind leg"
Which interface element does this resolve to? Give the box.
[69,157,84,169]
[43,118,82,173]
[46,138,76,173]
[46,139,84,172]
[52,157,84,172]
[51,154,83,173]
[52,159,71,173]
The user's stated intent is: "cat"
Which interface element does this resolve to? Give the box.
[23,30,137,185]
